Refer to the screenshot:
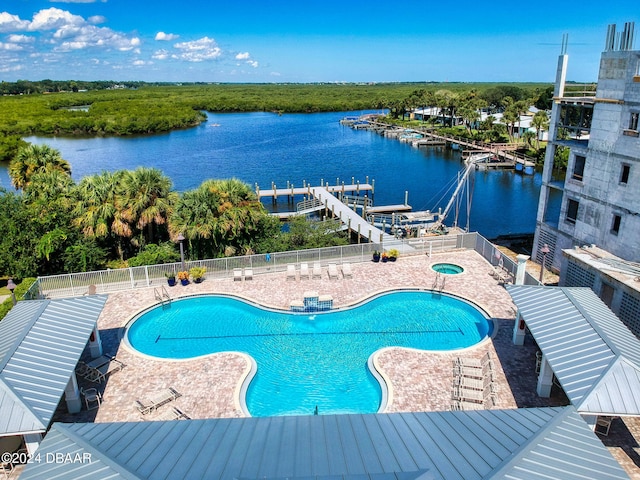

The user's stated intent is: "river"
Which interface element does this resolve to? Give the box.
[0,111,556,239]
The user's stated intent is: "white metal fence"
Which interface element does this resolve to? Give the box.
[31,234,466,299]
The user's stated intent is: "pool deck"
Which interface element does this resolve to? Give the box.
[53,249,640,478]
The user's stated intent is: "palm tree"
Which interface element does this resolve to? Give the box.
[169,178,266,258]
[532,110,549,149]
[118,167,177,247]
[502,108,519,143]
[72,171,130,259]
[9,144,71,189]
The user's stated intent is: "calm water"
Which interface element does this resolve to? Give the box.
[126,292,490,416]
[1,111,550,238]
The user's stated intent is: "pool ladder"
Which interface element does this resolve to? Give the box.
[432,272,446,293]
[154,286,172,308]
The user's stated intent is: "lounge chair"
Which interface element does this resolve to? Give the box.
[286,264,296,281]
[341,263,353,279]
[454,371,494,390]
[454,351,493,368]
[450,399,485,411]
[452,361,493,380]
[328,263,339,280]
[85,358,125,383]
[312,262,322,279]
[300,263,310,280]
[244,268,253,280]
[452,383,496,404]
[136,387,181,415]
[233,268,243,281]
[149,406,190,421]
[76,354,113,377]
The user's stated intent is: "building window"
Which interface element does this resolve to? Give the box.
[611,214,621,235]
[620,164,630,184]
[566,199,579,224]
[571,155,586,181]
[630,112,639,131]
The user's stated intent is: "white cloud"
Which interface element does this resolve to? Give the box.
[7,34,35,43]
[155,31,178,41]
[0,41,24,51]
[235,52,250,60]
[152,49,170,60]
[246,60,258,68]
[0,12,30,32]
[29,8,85,31]
[132,59,152,66]
[172,36,221,62]
[52,0,108,3]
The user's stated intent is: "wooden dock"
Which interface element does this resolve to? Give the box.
[257,183,374,198]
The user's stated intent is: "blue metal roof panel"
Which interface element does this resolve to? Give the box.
[0,295,108,435]
[21,408,629,480]
[505,286,640,414]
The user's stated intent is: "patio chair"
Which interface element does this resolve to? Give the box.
[80,387,102,410]
[595,416,614,436]
[286,264,297,281]
[85,358,125,383]
[233,268,243,281]
[150,406,190,421]
[312,262,322,279]
[136,387,181,415]
[244,268,253,281]
[342,262,353,279]
[300,263,310,280]
[328,263,339,280]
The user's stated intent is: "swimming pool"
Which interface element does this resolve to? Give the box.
[125,290,492,417]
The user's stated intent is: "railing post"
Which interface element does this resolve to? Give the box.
[129,268,135,288]
[145,266,150,287]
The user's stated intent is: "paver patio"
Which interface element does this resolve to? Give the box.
[51,248,640,478]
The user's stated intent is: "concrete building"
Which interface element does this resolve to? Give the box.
[533,23,640,271]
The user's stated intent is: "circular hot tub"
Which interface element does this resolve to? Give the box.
[431,263,464,275]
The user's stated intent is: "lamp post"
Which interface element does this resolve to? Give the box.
[7,278,17,306]
[539,244,550,284]
[177,233,186,271]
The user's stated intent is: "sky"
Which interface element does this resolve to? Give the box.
[1,1,639,83]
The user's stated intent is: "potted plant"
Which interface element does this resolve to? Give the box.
[177,271,190,286]
[381,251,389,263]
[372,250,381,262]
[387,249,399,262]
[165,272,177,287]
[189,266,206,283]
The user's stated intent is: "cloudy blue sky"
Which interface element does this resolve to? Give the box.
[1,1,638,83]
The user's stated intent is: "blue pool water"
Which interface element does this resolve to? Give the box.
[126,291,491,417]
[432,263,465,274]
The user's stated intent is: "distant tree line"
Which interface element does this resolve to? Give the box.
[0,82,552,139]
[0,144,348,280]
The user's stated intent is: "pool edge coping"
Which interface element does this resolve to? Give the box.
[118,286,499,418]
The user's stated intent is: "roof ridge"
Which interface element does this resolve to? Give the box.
[562,288,624,358]
[55,423,143,480]
[578,356,640,414]
[486,406,571,478]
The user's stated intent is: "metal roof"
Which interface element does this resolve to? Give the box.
[20,407,629,480]
[506,285,640,415]
[0,295,108,436]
